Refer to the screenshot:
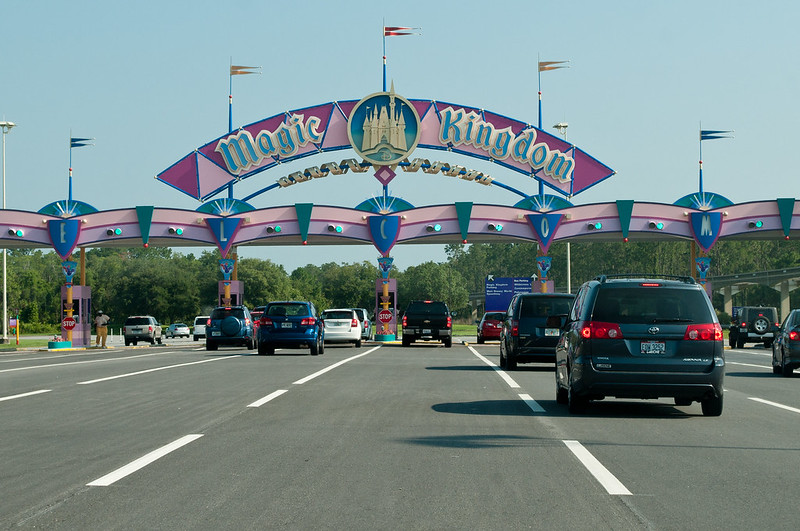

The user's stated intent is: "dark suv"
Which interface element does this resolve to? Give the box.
[499,293,574,369]
[555,275,725,416]
[206,305,255,351]
[257,301,324,356]
[729,306,779,348]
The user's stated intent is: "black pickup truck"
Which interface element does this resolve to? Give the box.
[401,300,453,347]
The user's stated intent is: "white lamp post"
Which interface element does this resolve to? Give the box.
[553,122,571,293]
[0,120,15,343]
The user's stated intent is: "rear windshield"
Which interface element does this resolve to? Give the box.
[194,317,207,325]
[322,310,354,320]
[483,312,505,321]
[267,303,309,317]
[406,302,448,314]
[592,287,714,324]
[125,317,151,325]
[211,308,246,320]
[352,309,366,320]
[519,298,573,318]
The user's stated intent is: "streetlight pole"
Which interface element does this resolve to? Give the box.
[0,120,15,344]
[553,122,571,293]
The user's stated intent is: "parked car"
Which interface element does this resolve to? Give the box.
[165,323,190,338]
[729,306,779,348]
[351,308,372,341]
[476,311,505,344]
[500,293,575,369]
[193,315,210,341]
[123,315,163,346]
[321,308,362,347]
[257,301,324,356]
[555,275,725,416]
[206,305,255,351]
[772,309,800,376]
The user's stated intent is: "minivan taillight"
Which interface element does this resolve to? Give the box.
[684,323,723,341]
[511,320,519,336]
[789,330,800,341]
[260,317,273,327]
[580,321,623,339]
[206,318,211,326]
[351,318,359,328]
[301,317,316,326]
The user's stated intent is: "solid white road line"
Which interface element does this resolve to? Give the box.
[292,346,380,385]
[0,351,168,374]
[468,345,521,389]
[519,393,545,413]
[728,361,770,369]
[77,356,235,385]
[748,397,800,414]
[563,440,632,496]
[0,389,51,402]
[247,389,288,408]
[87,434,204,487]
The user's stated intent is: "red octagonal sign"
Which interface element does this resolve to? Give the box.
[378,309,393,323]
[62,316,76,330]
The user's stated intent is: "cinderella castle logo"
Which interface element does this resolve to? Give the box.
[347,83,421,166]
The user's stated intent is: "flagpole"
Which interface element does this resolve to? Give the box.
[68,131,73,205]
[228,57,233,134]
[382,23,387,92]
[698,124,704,198]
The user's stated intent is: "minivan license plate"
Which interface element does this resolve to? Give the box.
[281,322,292,328]
[545,328,560,337]
[641,341,665,354]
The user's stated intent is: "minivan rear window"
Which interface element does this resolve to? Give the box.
[267,303,309,317]
[322,311,354,320]
[211,308,246,319]
[592,287,713,324]
[519,298,573,319]
[125,317,150,326]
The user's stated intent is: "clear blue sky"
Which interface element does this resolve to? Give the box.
[2,1,798,272]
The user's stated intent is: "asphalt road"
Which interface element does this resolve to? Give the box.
[1,340,797,530]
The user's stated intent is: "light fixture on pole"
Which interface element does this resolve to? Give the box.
[0,120,16,344]
[552,122,571,293]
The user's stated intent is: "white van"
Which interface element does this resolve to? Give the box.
[193,315,210,341]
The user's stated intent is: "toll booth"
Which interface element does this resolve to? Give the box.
[61,285,91,346]
[374,278,398,337]
[218,280,243,306]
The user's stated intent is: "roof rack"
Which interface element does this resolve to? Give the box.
[593,274,697,285]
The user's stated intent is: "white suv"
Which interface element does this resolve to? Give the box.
[193,315,210,341]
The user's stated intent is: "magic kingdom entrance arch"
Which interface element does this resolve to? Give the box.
[2,87,800,345]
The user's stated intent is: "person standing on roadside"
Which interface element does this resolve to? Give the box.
[95,310,111,348]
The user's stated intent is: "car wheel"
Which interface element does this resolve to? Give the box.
[402,336,410,347]
[246,337,254,350]
[355,339,362,348]
[310,338,320,356]
[124,339,130,346]
[772,347,782,374]
[506,349,517,370]
[444,337,452,348]
[736,338,745,349]
[555,377,568,405]
[753,317,770,334]
[133,341,138,346]
[728,334,736,348]
[701,394,723,416]
[567,374,588,414]
[206,341,217,351]
[477,335,484,344]
[499,344,507,369]
[258,342,267,355]
[319,338,324,355]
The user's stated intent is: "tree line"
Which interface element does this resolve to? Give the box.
[6,238,800,332]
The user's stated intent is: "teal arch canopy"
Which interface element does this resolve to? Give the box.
[156,99,615,202]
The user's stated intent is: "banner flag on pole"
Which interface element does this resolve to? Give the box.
[700,129,734,141]
[230,65,261,76]
[538,60,570,72]
[70,137,94,148]
[383,26,420,36]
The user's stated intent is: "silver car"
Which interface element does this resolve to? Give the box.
[321,309,362,347]
[123,315,163,346]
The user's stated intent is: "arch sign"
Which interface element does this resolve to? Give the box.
[156,87,614,202]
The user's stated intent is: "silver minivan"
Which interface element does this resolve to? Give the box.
[193,315,210,341]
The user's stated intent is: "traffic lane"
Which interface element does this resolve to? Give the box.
[468,344,800,529]
[22,344,646,530]
[0,346,379,528]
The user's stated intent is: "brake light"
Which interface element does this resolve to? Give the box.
[640,283,662,287]
[300,317,316,326]
[206,318,211,326]
[740,321,746,327]
[402,315,407,327]
[684,323,723,341]
[789,331,800,341]
[260,317,273,327]
[446,316,452,328]
[148,325,153,332]
[580,321,623,339]
[351,318,359,328]
[245,318,251,326]
[511,319,519,336]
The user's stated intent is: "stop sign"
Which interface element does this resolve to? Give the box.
[378,309,393,323]
[62,316,76,330]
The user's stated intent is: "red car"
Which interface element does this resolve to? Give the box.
[477,311,505,343]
